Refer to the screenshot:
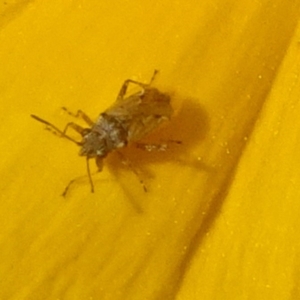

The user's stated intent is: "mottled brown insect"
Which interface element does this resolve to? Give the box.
[31,70,174,195]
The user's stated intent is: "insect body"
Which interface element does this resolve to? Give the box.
[31,70,173,194]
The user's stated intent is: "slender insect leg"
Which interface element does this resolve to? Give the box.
[149,69,159,85]
[96,156,103,171]
[62,178,76,197]
[116,151,147,192]
[116,80,144,100]
[86,157,94,193]
[61,107,94,126]
[135,140,182,152]
[31,114,80,145]
[117,70,159,101]
[62,158,94,196]
[62,122,86,136]
[136,143,167,152]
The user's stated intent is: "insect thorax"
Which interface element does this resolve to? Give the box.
[80,113,128,158]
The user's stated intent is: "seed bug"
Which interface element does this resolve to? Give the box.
[31,70,174,195]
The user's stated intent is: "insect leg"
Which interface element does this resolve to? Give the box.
[96,156,103,171]
[62,158,94,196]
[86,157,94,193]
[31,114,80,145]
[148,69,159,85]
[116,70,159,100]
[135,140,182,152]
[62,178,77,197]
[62,122,86,136]
[116,151,147,192]
[61,107,94,126]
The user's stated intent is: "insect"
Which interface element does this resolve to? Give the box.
[31,70,174,195]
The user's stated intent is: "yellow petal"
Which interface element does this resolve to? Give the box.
[178,19,300,300]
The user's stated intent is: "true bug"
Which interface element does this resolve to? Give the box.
[31,70,174,195]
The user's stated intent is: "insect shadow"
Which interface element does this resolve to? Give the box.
[105,97,210,194]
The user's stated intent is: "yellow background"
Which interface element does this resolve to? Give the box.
[1,0,300,299]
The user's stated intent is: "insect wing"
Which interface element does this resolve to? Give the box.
[104,88,173,141]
